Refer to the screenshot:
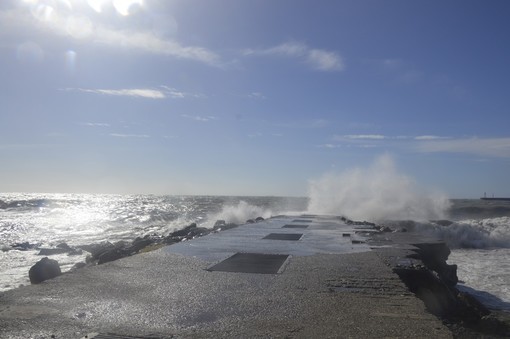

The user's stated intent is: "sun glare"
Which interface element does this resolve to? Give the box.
[87,0,109,13]
[112,0,144,16]
[22,0,145,17]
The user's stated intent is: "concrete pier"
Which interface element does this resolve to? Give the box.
[0,216,452,338]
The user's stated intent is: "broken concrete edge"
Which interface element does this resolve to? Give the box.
[370,237,510,337]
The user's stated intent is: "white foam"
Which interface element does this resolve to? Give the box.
[307,154,450,221]
[449,248,510,310]
[205,200,273,227]
[411,217,510,249]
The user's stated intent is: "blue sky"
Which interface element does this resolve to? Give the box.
[1,0,509,197]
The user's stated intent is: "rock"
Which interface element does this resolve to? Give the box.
[67,248,83,256]
[170,223,198,237]
[169,223,210,239]
[78,242,115,259]
[12,242,37,251]
[432,220,454,227]
[255,217,265,222]
[29,257,62,284]
[70,262,87,271]
[38,243,82,256]
[163,236,180,245]
[221,223,238,231]
[97,248,129,265]
[38,248,69,256]
[56,243,72,250]
[186,226,210,239]
[127,238,155,253]
[377,226,393,232]
[439,263,459,288]
[246,219,255,224]
[214,220,226,227]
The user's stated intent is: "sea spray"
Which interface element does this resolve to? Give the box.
[205,200,273,226]
[403,217,510,249]
[307,154,450,221]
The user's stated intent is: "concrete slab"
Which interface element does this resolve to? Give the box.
[262,233,303,241]
[207,253,290,274]
[0,216,453,338]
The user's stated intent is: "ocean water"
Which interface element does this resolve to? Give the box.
[0,193,509,312]
[0,193,307,291]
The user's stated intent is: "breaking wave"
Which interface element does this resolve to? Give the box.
[307,154,450,221]
[205,201,273,227]
[385,217,510,249]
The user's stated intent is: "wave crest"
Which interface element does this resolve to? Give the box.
[205,201,273,226]
[307,154,450,221]
[391,217,510,249]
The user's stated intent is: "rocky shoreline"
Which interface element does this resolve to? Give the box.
[11,216,510,337]
[24,219,243,285]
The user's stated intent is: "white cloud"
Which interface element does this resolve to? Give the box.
[317,144,341,149]
[93,27,220,65]
[417,137,510,158]
[81,122,110,127]
[248,92,266,100]
[330,133,510,158]
[65,86,204,99]
[160,86,204,99]
[181,114,217,122]
[339,134,387,140]
[110,133,149,138]
[0,4,220,66]
[73,88,166,99]
[244,41,343,71]
[307,49,344,71]
[414,135,449,140]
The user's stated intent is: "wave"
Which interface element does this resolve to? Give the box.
[307,154,451,221]
[204,200,273,227]
[385,217,510,249]
[0,199,53,210]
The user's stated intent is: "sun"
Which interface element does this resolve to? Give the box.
[87,0,145,16]
[21,0,145,16]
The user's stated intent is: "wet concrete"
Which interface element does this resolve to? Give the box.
[0,216,452,338]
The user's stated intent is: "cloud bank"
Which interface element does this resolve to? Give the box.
[332,133,510,158]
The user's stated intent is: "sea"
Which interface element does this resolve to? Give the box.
[0,193,509,312]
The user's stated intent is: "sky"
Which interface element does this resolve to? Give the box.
[1,0,510,197]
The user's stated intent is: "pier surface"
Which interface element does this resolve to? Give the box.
[0,215,452,338]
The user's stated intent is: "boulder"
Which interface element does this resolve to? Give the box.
[38,248,69,256]
[70,262,87,271]
[78,242,116,259]
[12,242,37,251]
[29,257,61,284]
[185,226,210,239]
[255,217,265,222]
[163,235,181,245]
[97,248,128,265]
[127,238,155,253]
[214,220,226,228]
[38,243,82,256]
[246,219,255,224]
[170,223,198,237]
[56,243,72,250]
